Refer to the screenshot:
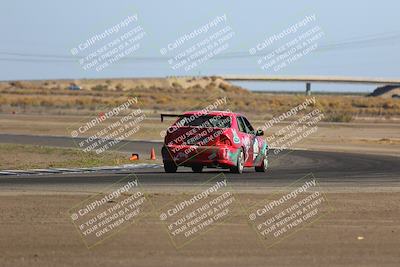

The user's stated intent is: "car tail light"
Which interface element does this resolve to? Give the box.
[218,135,232,146]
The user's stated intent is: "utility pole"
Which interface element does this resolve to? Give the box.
[306,82,311,95]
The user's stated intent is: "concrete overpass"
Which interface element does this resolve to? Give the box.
[222,75,400,94]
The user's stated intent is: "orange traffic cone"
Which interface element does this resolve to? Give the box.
[130,153,139,161]
[150,147,156,160]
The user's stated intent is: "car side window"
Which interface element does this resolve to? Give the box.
[236,117,246,133]
[241,116,255,134]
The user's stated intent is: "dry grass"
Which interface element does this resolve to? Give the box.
[1,78,399,119]
[0,143,143,170]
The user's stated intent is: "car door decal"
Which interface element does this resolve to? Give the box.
[242,136,251,162]
[253,138,259,160]
[232,129,240,144]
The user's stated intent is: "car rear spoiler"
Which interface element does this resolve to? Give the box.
[160,113,182,122]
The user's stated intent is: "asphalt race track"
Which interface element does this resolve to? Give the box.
[1,134,399,191]
[0,134,162,155]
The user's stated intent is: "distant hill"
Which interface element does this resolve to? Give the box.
[0,76,249,94]
[368,85,400,98]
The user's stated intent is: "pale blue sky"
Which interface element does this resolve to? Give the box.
[0,0,399,92]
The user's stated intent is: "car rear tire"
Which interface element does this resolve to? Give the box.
[191,165,203,173]
[230,149,244,174]
[255,155,268,172]
[164,161,177,173]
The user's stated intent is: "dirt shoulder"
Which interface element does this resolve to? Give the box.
[0,191,398,267]
[1,113,399,157]
[0,143,159,170]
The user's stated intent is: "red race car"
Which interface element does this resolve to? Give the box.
[161,111,269,174]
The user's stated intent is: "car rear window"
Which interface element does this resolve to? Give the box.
[176,115,231,128]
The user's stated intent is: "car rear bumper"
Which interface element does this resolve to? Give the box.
[162,145,237,168]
